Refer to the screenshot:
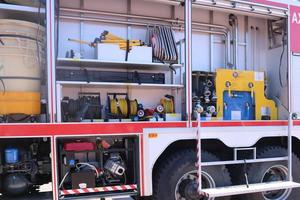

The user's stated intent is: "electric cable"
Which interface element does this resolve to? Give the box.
[0,78,5,93]
[76,162,100,178]
[8,115,31,122]
[279,23,287,88]
[59,162,100,189]
[58,171,70,189]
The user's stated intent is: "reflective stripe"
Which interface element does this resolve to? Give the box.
[60,184,137,196]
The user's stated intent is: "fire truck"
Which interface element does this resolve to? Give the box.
[0,0,300,199]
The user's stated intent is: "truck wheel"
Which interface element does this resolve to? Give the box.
[153,149,231,200]
[241,146,300,200]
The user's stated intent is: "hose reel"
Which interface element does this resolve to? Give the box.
[61,93,102,122]
[160,95,175,114]
[107,93,140,119]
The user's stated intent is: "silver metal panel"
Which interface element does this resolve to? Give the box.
[56,81,184,89]
[47,0,56,123]
[202,181,300,198]
[57,58,182,71]
[202,156,288,166]
[292,55,300,113]
[185,0,192,127]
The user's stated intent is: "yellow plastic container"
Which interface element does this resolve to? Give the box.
[0,92,41,115]
[0,19,45,115]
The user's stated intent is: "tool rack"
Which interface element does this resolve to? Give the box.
[55,0,188,123]
[1,1,300,200]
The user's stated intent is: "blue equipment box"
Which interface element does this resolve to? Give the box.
[223,91,255,120]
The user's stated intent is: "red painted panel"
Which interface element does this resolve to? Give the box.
[291,6,300,53]
[0,120,298,137]
[0,122,186,137]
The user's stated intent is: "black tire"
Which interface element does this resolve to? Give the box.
[241,146,300,200]
[153,149,231,200]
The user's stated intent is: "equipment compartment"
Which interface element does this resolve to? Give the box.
[56,135,139,198]
[56,0,185,123]
[56,0,290,122]
[0,138,52,199]
[0,1,48,123]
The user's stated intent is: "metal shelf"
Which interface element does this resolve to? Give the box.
[0,3,45,14]
[0,3,45,16]
[57,81,184,89]
[57,58,182,71]
[147,0,288,18]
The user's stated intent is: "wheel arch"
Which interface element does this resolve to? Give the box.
[152,139,232,182]
[254,136,300,158]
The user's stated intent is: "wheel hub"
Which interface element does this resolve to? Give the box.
[261,165,291,200]
[175,170,215,200]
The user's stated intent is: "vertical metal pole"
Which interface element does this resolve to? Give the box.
[197,112,202,192]
[245,16,249,70]
[185,0,192,127]
[48,6,58,200]
[209,11,214,72]
[253,26,256,70]
[287,5,293,182]
[127,0,132,40]
[79,0,84,57]
[234,19,238,69]
[46,0,56,123]
[288,113,293,181]
[56,83,62,123]
[226,33,231,68]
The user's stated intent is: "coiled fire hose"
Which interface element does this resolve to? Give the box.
[160,98,174,113]
[129,100,138,116]
[109,98,138,118]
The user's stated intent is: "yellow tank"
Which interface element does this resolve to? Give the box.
[215,69,277,120]
[0,20,45,115]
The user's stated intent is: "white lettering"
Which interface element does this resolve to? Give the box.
[292,12,300,24]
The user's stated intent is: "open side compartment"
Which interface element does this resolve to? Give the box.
[56,0,290,123]
[0,1,49,123]
[55,0,186,123]
[0,137,52,199]
[56,135,139,199]
[189,6,289,121]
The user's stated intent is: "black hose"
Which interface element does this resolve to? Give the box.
[0,34,41,42]
[0,78,5,93]
[8,115,31,122]
[279,30,287,88]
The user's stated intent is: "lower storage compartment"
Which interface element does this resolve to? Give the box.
[0,138,52,199]
[56,135,139,198]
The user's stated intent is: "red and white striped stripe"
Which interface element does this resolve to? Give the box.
[196,113,209,198]
[196,113,202,192]
[60,184,137,196]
